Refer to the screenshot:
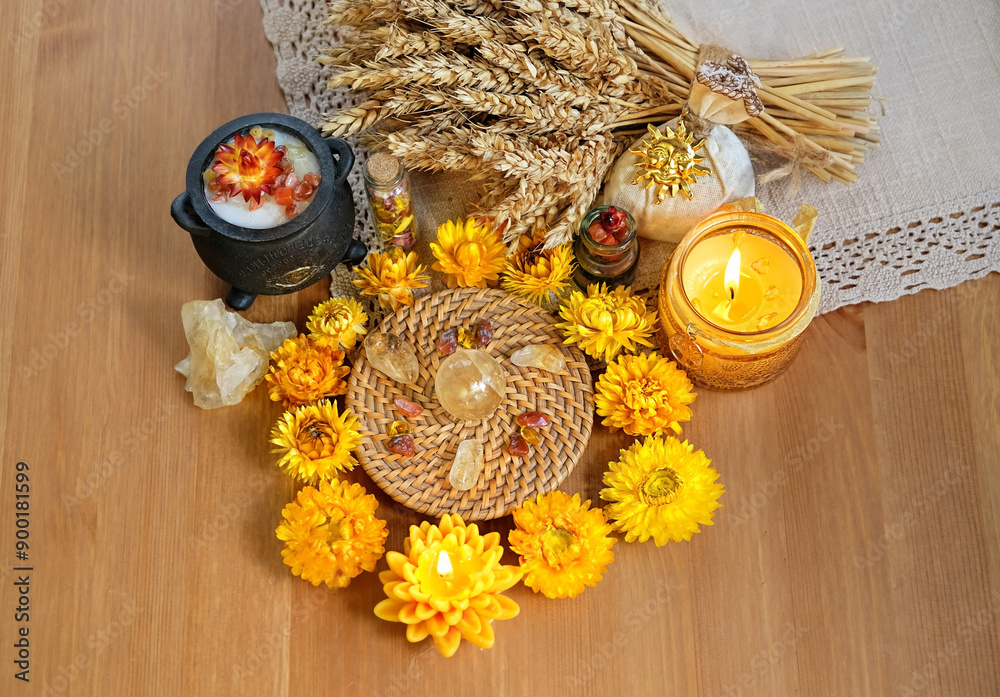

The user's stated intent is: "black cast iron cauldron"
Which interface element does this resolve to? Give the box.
[170,113,366,310]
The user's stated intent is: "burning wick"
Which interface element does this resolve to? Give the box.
[436,551,454,579]
[724,246,741,301]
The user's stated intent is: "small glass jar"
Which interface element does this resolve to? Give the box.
[362,151,418,248]
[573,206,640,289]
[658,211,819,391]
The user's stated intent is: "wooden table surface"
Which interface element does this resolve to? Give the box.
[1,1,998,695]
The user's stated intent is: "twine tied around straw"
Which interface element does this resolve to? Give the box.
[682,45,836,194]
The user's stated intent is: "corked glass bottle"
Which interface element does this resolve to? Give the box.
[573,205,640,289]
[362,151,418,248]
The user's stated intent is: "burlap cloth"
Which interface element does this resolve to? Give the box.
[260,0,1000,315]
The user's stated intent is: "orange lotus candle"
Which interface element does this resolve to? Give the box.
[374,514,523,657]
[658,209,819,390]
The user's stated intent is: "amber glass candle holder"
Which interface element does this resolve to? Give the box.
[658,211,819,391]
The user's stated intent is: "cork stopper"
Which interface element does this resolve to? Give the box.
[366,152,403,184]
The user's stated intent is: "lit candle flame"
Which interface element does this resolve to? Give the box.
[724,247,741,300]
[436,551,453,577]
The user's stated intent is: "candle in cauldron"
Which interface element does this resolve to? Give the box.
[658,206,819,391]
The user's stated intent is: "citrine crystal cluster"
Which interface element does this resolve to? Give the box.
[175,299,296,409]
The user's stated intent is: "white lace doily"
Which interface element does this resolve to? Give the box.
[260,0,1000,314]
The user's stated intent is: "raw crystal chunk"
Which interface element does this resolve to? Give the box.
[438,328,458,356]
[520,426,542,445]
[508,432,530,457]
[449,439,485,491]
[457,327,475,349]
[394,398,424,418]
[389,420,411,436]
[365,332,420,384]
[510,344,566,373]
[751,258,770,275]
[474,321,493,347]
[386,434,415,456]
[516,411,550,428]
[434,349,506,421]
[175,299,296,409]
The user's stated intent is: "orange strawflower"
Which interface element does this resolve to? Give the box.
[276,479,388,588]
[265,334,350,407]
[594,352,696,436]
[211,132,284,203]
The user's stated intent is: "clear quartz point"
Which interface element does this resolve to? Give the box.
[449,439,485,491]
[510,344,566,372]
[434,348,506,421]
[364,331,420,384]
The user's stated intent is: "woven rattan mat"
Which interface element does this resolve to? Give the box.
[346,288,593,520]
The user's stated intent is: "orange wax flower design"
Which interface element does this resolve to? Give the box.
[212,132,284,203]
[265,334,350,407]
[374,514,523,657]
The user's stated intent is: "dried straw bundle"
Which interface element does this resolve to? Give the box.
[321,0,880,248]
[615,0,880,186]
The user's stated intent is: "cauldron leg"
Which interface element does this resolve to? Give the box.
[225,287,257,311]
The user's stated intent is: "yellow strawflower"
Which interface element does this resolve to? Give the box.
[430,218,506,288]
[601,436,724,546]
[509,491,615,599]
[501,231,575,305]
[307,297,368,350]
[556,283,658,362]
[353,249,430,312]
[270,401,363,483]
[265,335,350,407]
